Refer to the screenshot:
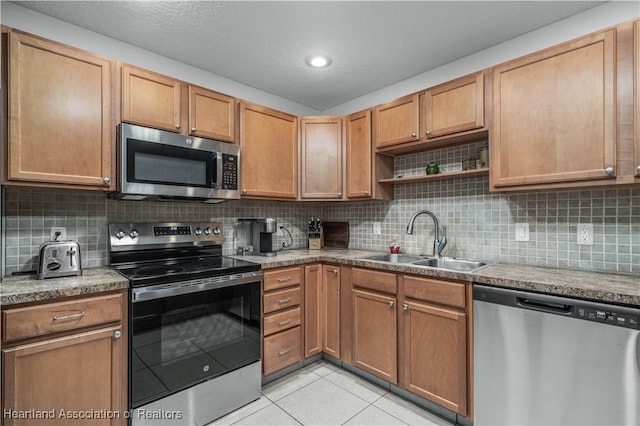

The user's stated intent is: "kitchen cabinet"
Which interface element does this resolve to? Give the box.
[491,28,616,191]
[5,30,114,190]
[399,275,468,416]
[322,265,341,358]
[300,116,344,199]
[239,102,298,199]
[304,264,322,358]
[263,266,303,376]
[121,64,236,142]
[374,93,420,149]
[303,264,341,359]
[346,109,393,200]
[1,291,127,426]
[351,268,397,384]
[423,72,485,140]
[635,20,640,179]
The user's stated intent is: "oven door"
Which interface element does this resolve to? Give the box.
[130,274,261,410]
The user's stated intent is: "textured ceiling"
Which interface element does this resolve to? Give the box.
[12,1,606,111]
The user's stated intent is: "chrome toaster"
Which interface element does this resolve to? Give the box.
[37,241,82,279]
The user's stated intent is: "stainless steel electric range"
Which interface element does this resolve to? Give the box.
[109,222,262,426]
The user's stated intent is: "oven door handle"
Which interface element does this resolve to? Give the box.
[132,271,263,303]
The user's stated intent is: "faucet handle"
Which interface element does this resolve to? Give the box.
[437,225,447,255]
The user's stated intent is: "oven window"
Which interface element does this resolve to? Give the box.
[127,139,216,188]
[130,282,260,408]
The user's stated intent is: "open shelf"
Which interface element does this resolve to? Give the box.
[379,168,489,184]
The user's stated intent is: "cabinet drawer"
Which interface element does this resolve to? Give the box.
[264,306,301,336]
[264,286,301,314]
[264,267,302,291]
[2,293,123,343]
[263,326,302,376]
[352,268,397,294]
[403,276,466,309]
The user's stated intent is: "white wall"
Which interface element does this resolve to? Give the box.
[0,1,321,116]
[324,1,640,115]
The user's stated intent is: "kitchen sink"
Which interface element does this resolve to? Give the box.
[359,253,491,272]
[359,253,425,264]
[413,257,489,272]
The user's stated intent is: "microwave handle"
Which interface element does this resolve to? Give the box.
[213,153,222,189]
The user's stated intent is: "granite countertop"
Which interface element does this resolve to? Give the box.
[1,267,129,306]
[233,249,640,307]
[2,249,638,307]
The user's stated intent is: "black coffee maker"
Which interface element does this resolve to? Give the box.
[236,218,278,256]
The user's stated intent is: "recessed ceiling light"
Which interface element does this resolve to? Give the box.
[307,55,331,68]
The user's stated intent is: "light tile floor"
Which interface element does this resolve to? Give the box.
[209,361,455,426]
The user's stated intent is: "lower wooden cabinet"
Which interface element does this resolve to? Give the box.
[322,265,341,358]
[304,264,322,358]
[263,266,303,376]
[1,291,127,426]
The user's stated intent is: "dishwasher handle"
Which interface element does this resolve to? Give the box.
[517,297,573,315]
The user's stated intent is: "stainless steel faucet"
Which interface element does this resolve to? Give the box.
[406,210,447,257]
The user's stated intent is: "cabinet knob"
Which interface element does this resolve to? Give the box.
[388,300,394,308]
[176,123,181,129]
[402,303,409,311]
[329,268,339,275]
[425,130,431,136]
[636,165,640,174]
[103,177,110,185]
[411,132,417,138]
[363,190,369,196]
[242,189,247,194]
[338,192,343,197]
[113,331,122,340]
[605,167,615,176]
[191,127,197,132]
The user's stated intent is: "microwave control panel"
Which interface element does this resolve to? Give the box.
[222,154,238,190]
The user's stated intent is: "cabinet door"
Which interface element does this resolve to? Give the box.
[188,85,236,142]
[424,72,484,139]
[121,64,181,132]
[352,289,397,384]
[304,264,322,358]
[239,103,298,199]
[402,300,467,416]
[2,326,124,426]
[491,29,616,189]
[374,94,420,148]
[8,32,113,189]
[300,117,343,199]
[346,110,373,199]
[635,20,640,178]
[322,265,340,358]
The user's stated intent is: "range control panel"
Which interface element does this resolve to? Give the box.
[109,222,224,251]
[577,307,639,329]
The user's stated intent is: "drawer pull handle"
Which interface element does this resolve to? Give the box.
[278,347,292,356]
[277,276,292,283]
[53,312,85,322]
[277,297,292,305]
[277,319,292,327]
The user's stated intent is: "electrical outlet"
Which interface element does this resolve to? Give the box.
[50,227,67,241]
[577,223,594,246]
[515,223,529,241]
[373,222,382,235]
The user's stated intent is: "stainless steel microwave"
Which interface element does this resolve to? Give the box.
[112,124,240,202]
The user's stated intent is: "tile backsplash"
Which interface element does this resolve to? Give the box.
[3,151,639,276]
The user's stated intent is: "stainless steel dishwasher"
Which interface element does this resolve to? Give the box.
[473,284,640,425]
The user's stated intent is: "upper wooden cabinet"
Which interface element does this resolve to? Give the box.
[423,72,485,139]
[240,102,298,199]
[300,116,344,199]
[6,31,114,190]
[346,110,373,199]
[634,20,640,179]
[374,93,420,148]
[491,29,616,190]
[121,64,236,142]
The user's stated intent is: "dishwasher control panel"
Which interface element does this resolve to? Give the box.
[577,307,639,329]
